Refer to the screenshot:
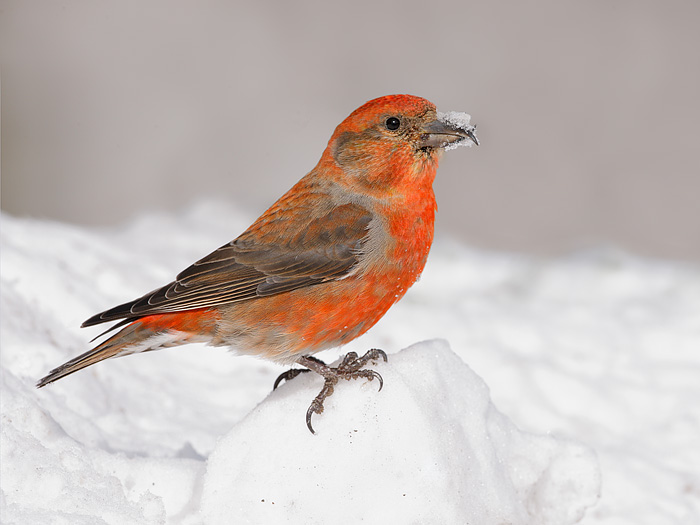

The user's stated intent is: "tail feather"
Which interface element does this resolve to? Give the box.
[37,321,166,388]
[37,309,218,388]
[37,339,125,388]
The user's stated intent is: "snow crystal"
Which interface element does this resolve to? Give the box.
[437,111,478,149]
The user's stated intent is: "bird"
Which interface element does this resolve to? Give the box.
[37,94,479,433]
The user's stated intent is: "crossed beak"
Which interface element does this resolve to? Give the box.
[419,119,479,149]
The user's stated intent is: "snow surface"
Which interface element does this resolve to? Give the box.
[2,203,700,524]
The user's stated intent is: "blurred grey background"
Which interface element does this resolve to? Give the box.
[2,1,699,262]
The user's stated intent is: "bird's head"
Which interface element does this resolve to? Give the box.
[325,94,478,190]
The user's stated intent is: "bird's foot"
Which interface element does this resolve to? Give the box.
[273,367,311,390]
[291,349,387,434]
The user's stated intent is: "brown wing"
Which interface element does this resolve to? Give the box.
[82,203,372,327]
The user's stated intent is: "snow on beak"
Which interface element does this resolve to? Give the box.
[420,112,479,150]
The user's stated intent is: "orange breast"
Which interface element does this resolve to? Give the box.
[218,187,436,363]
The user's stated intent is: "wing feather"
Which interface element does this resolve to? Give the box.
[82,202,372,327]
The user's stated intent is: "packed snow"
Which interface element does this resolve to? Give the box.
[2,202,700,524]
[202,341,599,524]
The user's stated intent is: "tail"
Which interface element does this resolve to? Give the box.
[37,321,153,387]
[36,311,216,388]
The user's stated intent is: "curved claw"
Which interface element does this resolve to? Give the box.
[306,405,317,434]
[373,349,388,363]
[273,368,310,390]
[371,370,384,392]
[306,407,316,434]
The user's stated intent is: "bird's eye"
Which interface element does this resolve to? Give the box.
[385,117,401,131]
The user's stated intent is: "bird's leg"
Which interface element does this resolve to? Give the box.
[295,349,388,434]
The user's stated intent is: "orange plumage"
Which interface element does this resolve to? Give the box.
[37,94,478,432]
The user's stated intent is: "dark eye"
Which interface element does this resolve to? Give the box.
[385,117,400,130]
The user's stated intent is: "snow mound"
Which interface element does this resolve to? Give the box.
[202,339,599,524]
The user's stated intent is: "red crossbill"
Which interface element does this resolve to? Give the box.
[37,94,478,433]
